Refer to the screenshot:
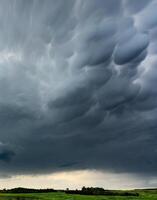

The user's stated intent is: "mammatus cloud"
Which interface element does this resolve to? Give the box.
[0,0,157,180]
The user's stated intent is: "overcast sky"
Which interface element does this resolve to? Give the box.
[0,0,157,189]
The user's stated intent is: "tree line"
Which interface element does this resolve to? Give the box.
[0,187,56,193]
[0,187,139,196]
[65,186,139,196]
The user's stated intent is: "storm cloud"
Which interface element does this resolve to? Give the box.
[0,0,157,178]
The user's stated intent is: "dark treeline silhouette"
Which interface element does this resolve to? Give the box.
[0,187,140,196]
[135,188,157,194]
[65,186,139,196]
[0,187,56,193]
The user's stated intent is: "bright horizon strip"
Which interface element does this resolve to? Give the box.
[0,170,157,190]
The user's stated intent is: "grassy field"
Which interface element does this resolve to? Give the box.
[0,191,157,200]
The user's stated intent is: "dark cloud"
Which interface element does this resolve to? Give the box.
[114,33,149,65]
[0,150,15,162]
[124,0,153,14]
[0,143,15,163]
[0,0,156,180]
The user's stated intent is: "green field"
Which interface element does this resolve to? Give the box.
[0,191,157,200]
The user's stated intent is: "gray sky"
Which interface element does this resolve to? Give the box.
[0,0,157,189]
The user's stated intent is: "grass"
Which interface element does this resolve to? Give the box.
[0,191,157,200]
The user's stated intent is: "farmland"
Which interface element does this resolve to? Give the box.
[0,189,157,200]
